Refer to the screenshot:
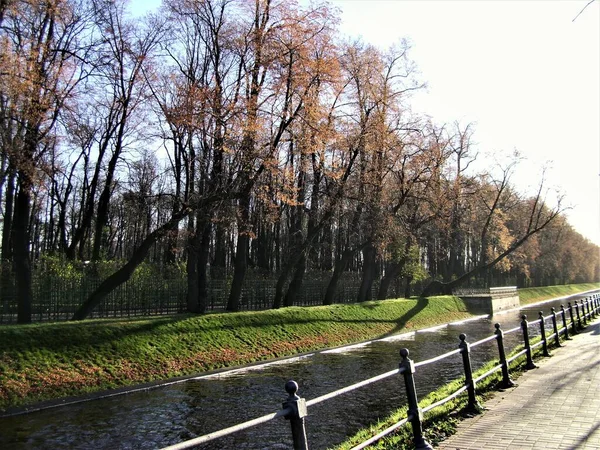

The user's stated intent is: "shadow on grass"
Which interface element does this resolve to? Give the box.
[0,298,437,356]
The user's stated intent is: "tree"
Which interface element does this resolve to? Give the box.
[420,162,566,296]
[1,0,94,322]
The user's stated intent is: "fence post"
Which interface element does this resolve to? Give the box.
[494,323,515,389]
[521,315,537,370]
[560,305,571,340]
[550,307,562,347]
[282,380,309,450]
[538,312,551,357]
[399,348,433,450]
[458,334,483,413]
[568,302,578,335]
[575,301,584,329]
[586,298,594,320]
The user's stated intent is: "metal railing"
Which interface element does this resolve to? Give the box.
[453,286,518,297]
[160,293,600,450]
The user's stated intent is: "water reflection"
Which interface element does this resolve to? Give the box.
[0,292,595,449]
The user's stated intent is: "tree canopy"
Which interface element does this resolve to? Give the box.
[1,0,597,322]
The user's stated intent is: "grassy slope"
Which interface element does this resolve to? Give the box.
[0,296,471,411]
[0,283,597,413]
[518,283,599,305]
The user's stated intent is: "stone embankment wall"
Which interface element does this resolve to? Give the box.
[455,287,520,315]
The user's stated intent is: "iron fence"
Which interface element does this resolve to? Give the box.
[0,272,386,324]
[159,294,600,450]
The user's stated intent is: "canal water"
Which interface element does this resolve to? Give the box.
[0,292,595,450]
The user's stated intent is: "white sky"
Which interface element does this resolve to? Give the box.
[131,0,600,245]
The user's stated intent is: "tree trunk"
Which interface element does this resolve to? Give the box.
[283,255,305,307]
[404,275,413,298]
[13,175,33,323]
[196,220,212,314]
[186,225,199,313]
[357,244,376,302]
[1,167,15,262]
[227,191,251,312]
[72,210,189,320]
[323,248,357,305]
[377,261,403,300]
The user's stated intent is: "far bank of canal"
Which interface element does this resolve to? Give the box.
[1,287,598,449]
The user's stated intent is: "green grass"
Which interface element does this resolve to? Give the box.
[0,283,596,413]
[518,283,599,305]
[0,296,471,411]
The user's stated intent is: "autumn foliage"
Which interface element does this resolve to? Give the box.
[1,0,598,322]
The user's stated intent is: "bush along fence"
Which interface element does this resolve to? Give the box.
[158,294,600,450]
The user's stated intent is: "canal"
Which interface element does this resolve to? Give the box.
[0,292,595,449]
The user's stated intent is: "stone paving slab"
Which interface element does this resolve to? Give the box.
[436,317,600,450]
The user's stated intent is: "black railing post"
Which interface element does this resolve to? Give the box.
[568,302,578,335]
[586,298,594,320]
[459,334,483,413]
[560,305,571,340]
[521,315,537,370]
[399,348,433,450]
[494,323,515,389]
[538,311,551,357]
[575,301,583,329]
[551,307,562,347]
[282,380,309,450]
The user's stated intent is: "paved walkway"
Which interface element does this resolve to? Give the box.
[436,316,600,450]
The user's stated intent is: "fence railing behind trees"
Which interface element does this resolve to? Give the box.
[159,294,600,450]
[0,270,420,324]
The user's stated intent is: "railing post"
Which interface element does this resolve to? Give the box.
[586,298,594,320]
[282,380,309,450]
[575,301,583,329]
[568,302,578,335]
[494,323,515,389]
[521,315,537,370]
[538,311,551,357]
[560,305,571,340]
[459,334,483,413]
[399,348,433,450]
[551,307,562,347]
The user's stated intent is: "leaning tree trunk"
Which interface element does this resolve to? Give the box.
[72,210,189,320]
